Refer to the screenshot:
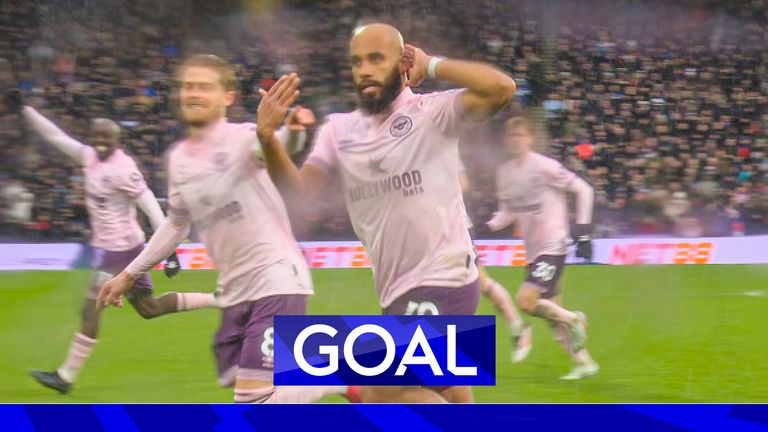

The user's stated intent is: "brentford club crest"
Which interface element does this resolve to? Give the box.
[390,115,413,137]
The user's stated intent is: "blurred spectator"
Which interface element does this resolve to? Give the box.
[0,0,766,241]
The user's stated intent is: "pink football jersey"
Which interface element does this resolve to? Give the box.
[305,88,478,308]
[166,119,313,307]
[494,152,576,260]
[82,147,149,251]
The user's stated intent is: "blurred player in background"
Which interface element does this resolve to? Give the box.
[0,89,216,394]
[458,162,532,363]
[487,116,599,380]
[258,23,516,403]
[97,55,346,403]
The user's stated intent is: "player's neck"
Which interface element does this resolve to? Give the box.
[511,151,531,165]
[187,117,225,141]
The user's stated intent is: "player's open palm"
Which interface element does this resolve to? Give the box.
[257,73,301,137]
[96,271,134,309]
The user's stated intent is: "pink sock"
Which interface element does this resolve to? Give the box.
[484,278,524,331]
[533,299,578,324]
[58,332,97,383]
[550,321,594,364]
[176,293,216,311]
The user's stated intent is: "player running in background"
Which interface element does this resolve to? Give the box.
[0,89,216,394]
[487,116,599,380]
[97,55,346,403]
[458,162,532,363]
[257,23,516,403]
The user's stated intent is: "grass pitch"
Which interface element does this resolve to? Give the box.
[0,264,766,402]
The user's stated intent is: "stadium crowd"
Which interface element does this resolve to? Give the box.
[0,0,766,241]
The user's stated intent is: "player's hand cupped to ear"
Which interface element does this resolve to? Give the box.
[403,44,428,88]
[400,44,429,87]
[256,73,301,139]
[96,272,136,309]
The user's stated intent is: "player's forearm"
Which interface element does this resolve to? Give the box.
[432,58,516,119]
[135,189,166,231]
[124,216,189,278]
[275,125,308,155]
[487,210,515,232]
[434,59,514,96]
[254,126,308,159]
[568,177,595,225]
[257,130,306,199]
[22,106,84,161]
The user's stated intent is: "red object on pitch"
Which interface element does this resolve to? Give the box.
[343,385,362,403]
[576,143,594,160]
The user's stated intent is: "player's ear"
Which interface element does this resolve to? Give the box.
[399,52,411,75]
[399,44,413,75]
[223,90,236,107]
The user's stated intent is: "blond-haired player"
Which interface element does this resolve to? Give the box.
[488,117,599,380]
[97,55,346,403]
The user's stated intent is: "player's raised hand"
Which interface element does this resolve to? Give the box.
[96,271,135,309]
[257,73,301,139]
[285,106,316,132]
[403,44,430,88]
[2,88,23,113]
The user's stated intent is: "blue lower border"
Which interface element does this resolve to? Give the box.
[1,404,767,432]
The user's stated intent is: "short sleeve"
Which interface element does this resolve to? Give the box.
[542,157,576,190]
[304,120,338,174]
[418,89,470,136]
[119,163,149,199]
[118,155,147,199]
[80,146,98,167]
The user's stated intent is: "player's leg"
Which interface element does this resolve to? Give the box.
[478,265,532,362]
[515,255,587,351]
[213,303,245,388]
[232,295,346,403]
[419,282,479,403]
[479,265,525,331]
[548,296,599,380]
[127,274,216,320]
[361,281,480,404]
[30,271,107,394]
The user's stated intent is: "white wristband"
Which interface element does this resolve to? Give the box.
[428,56,445,79]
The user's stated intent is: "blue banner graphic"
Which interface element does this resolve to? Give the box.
[273,315,496,386]
[2,404,768,432]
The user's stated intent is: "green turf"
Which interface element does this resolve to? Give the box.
[0,265,766,402]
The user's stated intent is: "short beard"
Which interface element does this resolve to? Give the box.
[182,108,220,128]
[184,118,209,128]
[357,67,404,115]
[96,147,117,161]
